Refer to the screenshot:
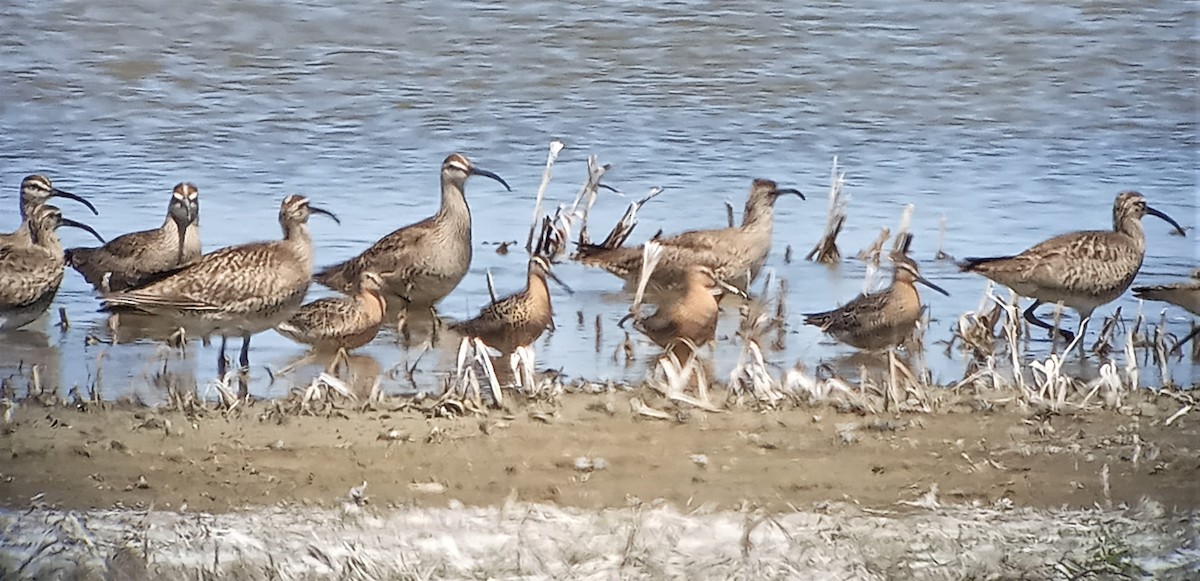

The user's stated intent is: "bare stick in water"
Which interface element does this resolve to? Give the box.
[569,156,612,245]
[806,156,848,264]
[631,240,663,315]
[525,139,566,252]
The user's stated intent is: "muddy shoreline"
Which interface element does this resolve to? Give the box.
[2,388,1196,514]
[1,385,1199,578]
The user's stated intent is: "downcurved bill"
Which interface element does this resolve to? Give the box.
[62,217,106,244]
[309,205,341,225]
[777,188,805,200]
[52,188,99,215]
[1146,206,1187,237]
[470,167,512,192]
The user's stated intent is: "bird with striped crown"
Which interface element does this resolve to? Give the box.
[315,153,511,313]
[1,205,104,330]
[960,191,1185,346]
[576,178,804,292]
[449,255,572,355]
[66,182,201,292]
[101,195,339,376]
[1,174,98,247]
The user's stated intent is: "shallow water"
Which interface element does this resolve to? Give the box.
[1,0,1196,400]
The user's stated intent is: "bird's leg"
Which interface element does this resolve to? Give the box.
[217,336,229,378]
[1073,312,1092,356]
[239,334,251,371]
[1023,300,1075,344]
[331,347,350,377]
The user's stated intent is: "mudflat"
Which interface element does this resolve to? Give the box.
[2,389,1196,514]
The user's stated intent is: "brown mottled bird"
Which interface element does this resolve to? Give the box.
[576,178,803,291]
[623,264,733,361]
[276,271,388,352]
[0,174,98,247]
[0,205,104,330]
[804,254,949,351]
[66,182,202,292]
[1134,279,1200,350]
[960,191,1186,344]
[314,153,511,311]
[449,256,572,354]
[101,195,339,375]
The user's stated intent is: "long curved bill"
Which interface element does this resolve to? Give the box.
[309,205,341,225]
[470,167,512,192]
[52,188,99,215]
[778,188,806,200]
[62,217,106,244]
[915,274,950,297]
[1146,206,1187,237]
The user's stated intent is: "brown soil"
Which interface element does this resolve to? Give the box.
[1,390,1197,514]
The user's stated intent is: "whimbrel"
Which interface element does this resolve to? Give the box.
[276,271,387,352]
[575,178,803,292]
[101,195,339,375]
[622,264,736,361]
[1134,279,1200,350]
[66,182,201,292]
[960,191,1186,344]
[804,253,949,351]
[0,175,98,247]
[449,256,572,354]
[315,154,511,311]
[0,205,104,330]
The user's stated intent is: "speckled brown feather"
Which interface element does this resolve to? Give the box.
[315,154,510,308]
[0,206,70,330]
[101,195,327,337]
[576,179,802,291]
[804,257,930,351]
[960,191,1185,317]
[66,183,201,292]
[1134,281,1200,315]
[449,257,556,354]
[277,272,387,350]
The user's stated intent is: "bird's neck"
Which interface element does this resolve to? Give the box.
[436,176,472,229]
[359,287,387,318]
[741,195,776,230]
[1114,215,1147,250]
[32,229,62,255]
[528,272,551,307]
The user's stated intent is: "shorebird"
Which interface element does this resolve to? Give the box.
[575,178,804,291]
[0,175,98,247]
[314,153,511,311]
[65,182,201,292]
[101,195,339,376]
[804,253,949,351]
[448,256,572,354]
[960,191,1186,344]
[621,264,738,362]
[276,271,387,352]
[1134,279,1200,350]
[0,205,104,330]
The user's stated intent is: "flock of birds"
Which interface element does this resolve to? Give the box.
[0,153,1196,387]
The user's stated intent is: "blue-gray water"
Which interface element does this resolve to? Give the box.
[1,0,1197,400]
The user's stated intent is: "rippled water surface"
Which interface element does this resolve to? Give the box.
[1,0,1197,399]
